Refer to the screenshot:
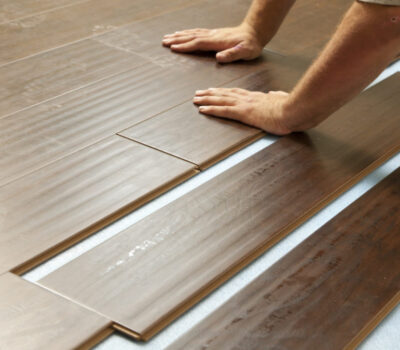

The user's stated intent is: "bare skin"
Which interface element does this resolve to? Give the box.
[163,1,400,135]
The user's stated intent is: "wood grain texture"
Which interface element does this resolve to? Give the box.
[0,50,274,187]
[39,74,400,340]
[0,0,86,24]
[268,0,351,59]
[0,39,146,119]
[119,54,306,169]
[0,0,197,66]
[0,136,196,275]
[94,0,253,70]
[168,168,400,350]
[0,273,110,350]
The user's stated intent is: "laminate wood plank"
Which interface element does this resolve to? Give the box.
[268,0,351,59]
[0,0,198,66]
[39,74,400,340]
[0,50,274,187]
[0,0,86,24]
[119,54,306,169]
[94,0,253,70]
[0,39,146,119]
[168,168,400,350]
[0,273,111,350]
[0,135,196,275]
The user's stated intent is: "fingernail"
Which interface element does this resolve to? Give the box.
[199,106,206,111]
[193,97,200,101]
[195,90,205,95]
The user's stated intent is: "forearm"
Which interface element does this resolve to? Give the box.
[242,0,296,46]
[284,2,400,131]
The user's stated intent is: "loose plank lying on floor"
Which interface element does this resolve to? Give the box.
[169,168,400,350]
[0,51,273,187]
[0,135,196,275]
[0,0,197,65]
[0,273,110,350]
[39,74,400,340]
[119,54,306,169]
[0,39,146,119]
[268,0,351,59]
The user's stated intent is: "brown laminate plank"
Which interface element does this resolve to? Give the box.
[0,39,146,119]
[0,273,111,350]
[0,51,274,187]
[268,0,351,59]
[168,168,400,350]
[119,54,306,169]
[0,0,87,24]
[93,0,253,69]
[0,0,198,66]
[0,135,196,275]
[39,74,400,340]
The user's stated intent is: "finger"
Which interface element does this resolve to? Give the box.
[171,38,215,52]
[195,88,248,98]
[268,90,289,96]
[216,44,248,63]
[198,105,242,120]
[193,96,236,106]
[162,35,196,47]
[164,28,209,38]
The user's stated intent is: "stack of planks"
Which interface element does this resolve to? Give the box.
[0,0,399,349]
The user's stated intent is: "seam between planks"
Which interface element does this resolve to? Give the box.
[0,0,207,70]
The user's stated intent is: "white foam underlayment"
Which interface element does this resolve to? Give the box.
[23,60,400,349]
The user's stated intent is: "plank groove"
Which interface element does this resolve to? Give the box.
[0,273,111,350]
[0,39,146,119]
[39,74,400,340]
[0,136,196,275]
[0,0,198,66]
[119,54,306,169]
[168,168,400,350]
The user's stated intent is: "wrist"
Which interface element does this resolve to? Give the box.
[239,21,270,47]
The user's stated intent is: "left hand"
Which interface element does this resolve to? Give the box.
[193,88,292,135]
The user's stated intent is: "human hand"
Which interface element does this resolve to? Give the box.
[162,24,264,63]
[193,88,293,135]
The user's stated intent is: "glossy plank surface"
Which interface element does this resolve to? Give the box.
[269,0,351,59]
[0,136,196,274]
[120,54,306,169]
[0,51,272,187]
[169,169,400,350]
[0,0,197,65]
[0,273,110,350]
[0,0,85,24]
[0,39,146,119]
[40,74,400,340]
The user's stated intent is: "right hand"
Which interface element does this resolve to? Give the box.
[162,24,265,63]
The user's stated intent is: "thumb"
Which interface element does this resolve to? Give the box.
[216,44,248,63]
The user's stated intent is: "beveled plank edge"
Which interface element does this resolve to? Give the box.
[136,143,400,340]
[76,325,115,350]
[345,292,400,350]
[0,0,206,70]
[12,164,199,276]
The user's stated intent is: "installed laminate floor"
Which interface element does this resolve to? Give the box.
[119,54,306,169]
[168,168,400,350]
[39,74,400,340]
[0,0,198,66]
[0,273,110,350]
[0,39,146,119]
[0,136,196,275]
